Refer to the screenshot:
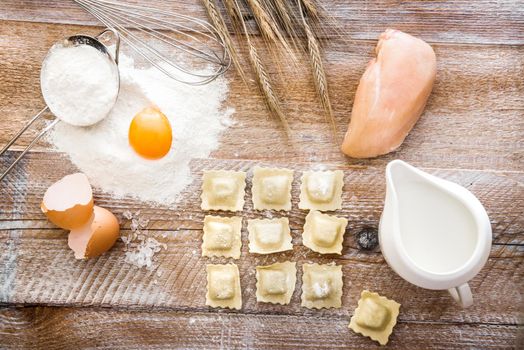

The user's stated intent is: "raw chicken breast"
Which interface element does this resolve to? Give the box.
[341,29,437,158]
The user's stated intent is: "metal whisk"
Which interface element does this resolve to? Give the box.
[74,0,231,85]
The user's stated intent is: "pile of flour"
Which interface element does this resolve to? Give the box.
[47,52,233,206]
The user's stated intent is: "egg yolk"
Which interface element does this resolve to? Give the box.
[129,107,172,159]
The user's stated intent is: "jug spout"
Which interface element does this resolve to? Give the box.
[386,159,429,192]
[382,160,423,233]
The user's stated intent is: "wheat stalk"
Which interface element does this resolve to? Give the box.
[227,0,291,135]
[248,42,291,135]
[272,0,303,52]
[298,0,336,136]
[300,0,319,18]
[245,0,295,61]
[201,0,246,82]
[222,0,249,55]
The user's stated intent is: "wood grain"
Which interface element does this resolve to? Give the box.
[1,225,522,323]
[1,0,523,45]
[1,21,523,172]
[0,307,520,349]
[0,0,523,348]
[1,155,523,243]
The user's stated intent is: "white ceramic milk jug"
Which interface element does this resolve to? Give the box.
[379,160,492,308]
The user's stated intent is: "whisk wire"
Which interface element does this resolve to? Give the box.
[100,8,224,69]
[76,0,224,45]
[74,0,231,85]
[81,5,199,76]
[79,0,222,65]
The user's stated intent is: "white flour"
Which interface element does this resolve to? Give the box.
[48,52,233,206]
[41,44,119,126]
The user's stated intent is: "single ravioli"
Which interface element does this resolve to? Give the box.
[247,217,293,254]
[299,170,344,211]
[201,170,246,211]
[349,290,400,345]
[301,263,343,309]
[206,263,242,310]
[303,210,348,254]
[256,261,297,305]
[202,215,242,259]
[252,167,294,211]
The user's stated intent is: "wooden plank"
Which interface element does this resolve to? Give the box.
[0,307,519,349]
[1,0,523,45]
[1,21,523,172]
[1,155,522,245]
[1,219,522,324]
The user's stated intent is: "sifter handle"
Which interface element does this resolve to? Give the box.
[0,107,58,182]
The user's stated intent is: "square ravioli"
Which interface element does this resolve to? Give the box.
[201,170,246,211]
[252,167,294,211]
[349,290,401,345]
[256,261,297,304]
[301,263,343,309]
[299,170,344,211]
[206,264,242,310]
[202,215,242,259]
[247,217,293,254]
[303,210,348,254]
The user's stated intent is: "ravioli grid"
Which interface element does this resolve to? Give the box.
[201,166,347,310]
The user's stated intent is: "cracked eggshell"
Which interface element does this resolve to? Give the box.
[68,206,120,259]
[41,173,94,230]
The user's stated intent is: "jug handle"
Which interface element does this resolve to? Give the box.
[448,283,473,308]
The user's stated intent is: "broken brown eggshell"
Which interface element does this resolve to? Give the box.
[68,205,120,259]
[41,173,94,230]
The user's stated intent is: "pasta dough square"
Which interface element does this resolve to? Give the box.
[301,263,343,309]
[349,290,401,345]
[256,261,297,305]
[299,170,344,211]
[303,210,348,254]
[206,264,242,310]
[252,167,294,211]
[247,217,293,254]
[201,170,246,211]
[202,215,242,259]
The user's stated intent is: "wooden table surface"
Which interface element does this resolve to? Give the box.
[1,1,523,349]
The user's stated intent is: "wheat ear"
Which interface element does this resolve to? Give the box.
[300,0,319,18]
[245,0,295,61]
[272,0,304,52]
[201,0,246,82]
[247,41,290,135]
[299,0,336,136]
[227,0,290,135]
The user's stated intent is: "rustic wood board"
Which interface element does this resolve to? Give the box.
[0,307,520,349]
[0,0,523,349]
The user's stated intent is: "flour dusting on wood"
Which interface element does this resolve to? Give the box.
[0,230,21,302]
[121,210,166,270]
